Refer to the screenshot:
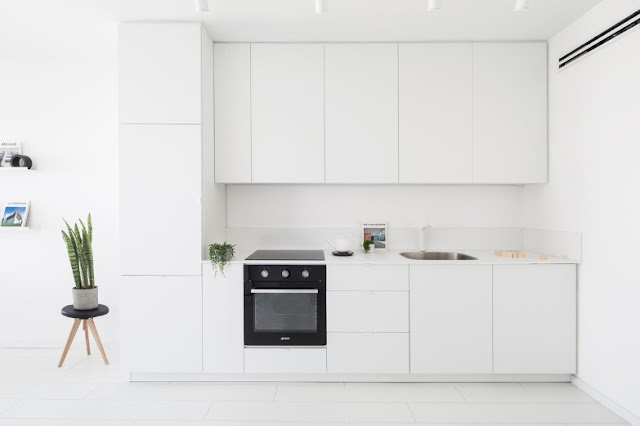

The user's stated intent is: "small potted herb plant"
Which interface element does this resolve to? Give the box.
[209,242,236,276]
[61,214,98,310]
[362,239,375,253]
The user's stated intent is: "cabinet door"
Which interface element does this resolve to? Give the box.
[473,42,547,183]
[327,291,408,332]
[202,263,244,373]
[327,333,409,374]
[251,44,324,183]
[119,124,202,276]
[327,264,409,291]
[410,265,493,374]
[325,44,399,183]
[244,348,326,374]
[119,23,202,124]
[493,264,576,374]
[120,276,202,373]
[399,43,473,183]
[214,43,251,183]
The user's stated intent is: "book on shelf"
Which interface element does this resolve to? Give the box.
[0,142,22,168]
[0,201,30,227]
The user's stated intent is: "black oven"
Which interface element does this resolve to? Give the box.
[244,264,326,346]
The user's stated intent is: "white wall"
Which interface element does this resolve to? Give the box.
[523,0,640,418]
[0,2,119,347]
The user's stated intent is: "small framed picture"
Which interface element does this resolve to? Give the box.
[363,221,387,250]
[1,201,30,227]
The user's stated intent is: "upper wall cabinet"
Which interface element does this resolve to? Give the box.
[325,44,399,183]
[399,43,473,183]
[473,43,548,184]
[251,44,325,183]
[119,23,202,124]
[214,44,252,183]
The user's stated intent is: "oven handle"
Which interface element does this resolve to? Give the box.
[250,289,319,294]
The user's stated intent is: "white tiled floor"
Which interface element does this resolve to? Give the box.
[0,348,629,425]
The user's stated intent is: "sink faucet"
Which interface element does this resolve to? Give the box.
[418,225,432,252]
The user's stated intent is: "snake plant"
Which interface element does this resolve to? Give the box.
[61,214,95,289]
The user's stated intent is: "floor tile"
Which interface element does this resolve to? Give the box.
[135,422,347,426]
[0,400,16,416]
[0,382,96,399]
[409,402,627,423]
[1,400,212,421]
[0,421,133,426]
[276,383,464,402]
[457,384,596,402]
[206,401,414,423]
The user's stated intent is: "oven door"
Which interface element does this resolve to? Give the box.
[244,283,326,346]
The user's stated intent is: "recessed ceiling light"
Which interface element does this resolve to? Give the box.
[315,0,328,14]
[427,0,442,12]
[194,0,209,13]
[515,0,530,12]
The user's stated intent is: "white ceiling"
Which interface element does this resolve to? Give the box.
[102,0,602,42]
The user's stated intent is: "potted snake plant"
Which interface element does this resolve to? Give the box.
[61,214,98,310]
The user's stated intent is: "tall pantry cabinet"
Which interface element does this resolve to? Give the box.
[118,23,224,373]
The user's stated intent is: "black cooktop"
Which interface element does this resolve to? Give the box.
[245,250,325,261]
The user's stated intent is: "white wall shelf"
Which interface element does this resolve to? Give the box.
[0,168,33,172]
[0,227,31,231]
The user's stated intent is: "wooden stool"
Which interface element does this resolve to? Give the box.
[58,304,109,367]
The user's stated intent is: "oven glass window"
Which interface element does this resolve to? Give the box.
[254,292,318,332]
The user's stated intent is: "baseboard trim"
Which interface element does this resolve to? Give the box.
[571,375,640,425]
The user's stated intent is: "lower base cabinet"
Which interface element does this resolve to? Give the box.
[327,333,409,374]
[244,347,327,374]
[120,275,202,373]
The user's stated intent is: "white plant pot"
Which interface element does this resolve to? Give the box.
[72,287,98,310]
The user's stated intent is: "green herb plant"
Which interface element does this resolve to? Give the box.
[61,214,95,289]
[209,242,236,276]
[362,239,374,253]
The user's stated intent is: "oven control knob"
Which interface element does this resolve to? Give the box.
[301,269,310,278]
[281,269,290,278]
[260,269,269,278]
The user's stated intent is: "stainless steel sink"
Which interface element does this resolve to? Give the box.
[400,251,477,260]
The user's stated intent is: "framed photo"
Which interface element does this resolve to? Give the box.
[0,142,22,167]
[363,221,387,250]
[1,201,30,227]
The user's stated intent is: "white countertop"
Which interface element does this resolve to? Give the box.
[203,249,578,266]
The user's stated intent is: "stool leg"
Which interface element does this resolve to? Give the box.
[87,318,109,365]
[58,318,81,368]
[83,320,91,355]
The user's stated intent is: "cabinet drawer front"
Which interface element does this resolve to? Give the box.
[244,348,326,374]
[327,333,409,374]
[327,264,409,291]
[327,291,408,332]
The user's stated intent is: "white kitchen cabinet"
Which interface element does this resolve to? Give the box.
[325,44,399,183]
[214,43,252,183]
[399,43,473,183]
[327,291,408,332]
[493,264,576,374]
[119,124,202,276]
[327,264,409,291]
[119,23,202,124]
[473,42,547,183]
[244,347,326,374]
[251,44,324,183]
[202,263,244,373]
[410,265,493,374]
[327,333,409,374]
[120,276,202,373]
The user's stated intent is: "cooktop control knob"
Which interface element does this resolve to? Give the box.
[301,269,310,278]
[260,269,269,278]
[282,269,290,278]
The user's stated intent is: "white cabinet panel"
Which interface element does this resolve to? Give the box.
[493,264,576,374]
[399,43,473,183]
[327,333,409,374]
[473,42,547,183]
[410,265,493,374]
[120,276,202,373]
[325,44,399,183]
[327,264,409,291]
[251,44,324,183]
[214,43,252,183]
[119,124,202,276]
[119,23,202,124]
[244,348,326,374]
[327,291,408,332]
[203,263,244,373]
